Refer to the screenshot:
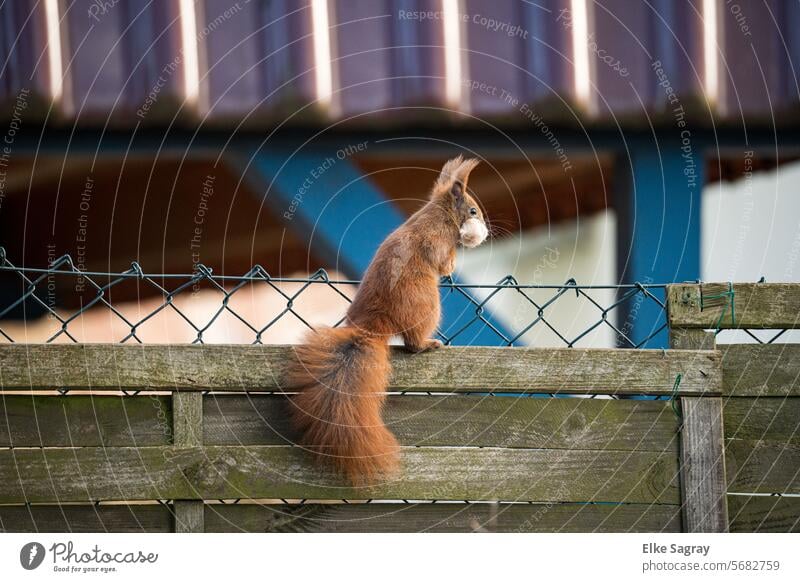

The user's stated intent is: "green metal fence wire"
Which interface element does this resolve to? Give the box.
[0,247,669,349]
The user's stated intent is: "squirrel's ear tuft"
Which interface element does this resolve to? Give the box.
[433,156,480,199]
[456,158,480,183]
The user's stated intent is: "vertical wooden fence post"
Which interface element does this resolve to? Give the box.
[669,327,729,532]
[172,391,204,532]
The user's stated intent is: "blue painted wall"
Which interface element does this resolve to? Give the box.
[616,137,703,348]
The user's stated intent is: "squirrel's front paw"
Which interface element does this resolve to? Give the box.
[404,339,443,353]
[424,339,443,351]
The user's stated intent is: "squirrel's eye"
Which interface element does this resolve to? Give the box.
[469,207,478,216]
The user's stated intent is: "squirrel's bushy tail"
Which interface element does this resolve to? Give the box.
[286,327,399,484]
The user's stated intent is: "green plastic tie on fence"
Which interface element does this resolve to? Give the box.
[700,282,736,332]
[670,373,683,420]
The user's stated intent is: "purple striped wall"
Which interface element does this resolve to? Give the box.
[588,0,705,118]
[1,0,798,125]
[0,0,52,108]
[716,0,800,120]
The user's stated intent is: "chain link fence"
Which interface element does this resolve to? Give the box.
[0,248,669,349]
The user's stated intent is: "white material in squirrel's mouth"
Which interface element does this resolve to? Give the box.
[460,218,488,248]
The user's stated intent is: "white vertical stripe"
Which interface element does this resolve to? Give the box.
[703,0,719,103]
[44,0,63,100]
[311,0,333,106]
[179,0,200,103]
[570,0,591,109]
[442,0,462,108]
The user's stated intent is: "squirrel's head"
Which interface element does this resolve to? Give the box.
[432,155,488,248]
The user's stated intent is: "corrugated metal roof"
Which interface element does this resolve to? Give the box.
[1,0,798,126]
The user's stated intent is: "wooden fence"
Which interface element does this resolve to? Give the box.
[0,283,797,533]
[668,283,800,533]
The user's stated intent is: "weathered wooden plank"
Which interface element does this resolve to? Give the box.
[0,396,172,447]
[0,504,172,533]
[389,347,718,394]
[669,328,729,532]
[203,502,682,533]
[679,397,729,532]
[172,392,203,533]
[668,329,715,350]
[0,344,722,396]
[174,500,203,533]
[0,446,680,504]
[173,392,202,447]
[667,283,800,329]
[720,344,800,396]
[204,394,680,453]
[724,398,800,443]
[726,439,800,494]
[728,495,800,533]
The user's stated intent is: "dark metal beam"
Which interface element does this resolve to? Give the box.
[11,127,800,158]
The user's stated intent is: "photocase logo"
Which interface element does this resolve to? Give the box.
[20,542,46,570]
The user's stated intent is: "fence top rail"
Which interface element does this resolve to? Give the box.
[0,343,721,396]
[667,283,800,330]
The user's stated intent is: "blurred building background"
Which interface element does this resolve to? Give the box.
[1,0,799,346]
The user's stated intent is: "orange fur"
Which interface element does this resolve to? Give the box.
[285,156,487,484]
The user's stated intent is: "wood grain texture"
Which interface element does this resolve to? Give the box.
[728,495,800,532]
[0,445,680,504]
[726,439,800,494]
[720,344,800,396]
[203,502,682,533]
[0,394,680,452]
[173,392,202,447]
[679,397,729,532]
[724,398,800,443]
[172,392,204,532]
[667,283,800,329]
[0,504,172,533]
[0,344,722,396]
[669,328,729,532]
[203,394,680,453]
[0,395,172,447]
[668,329,715,350]
[174,500,203,533]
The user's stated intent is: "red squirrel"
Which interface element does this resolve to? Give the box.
[286,156,488,484]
